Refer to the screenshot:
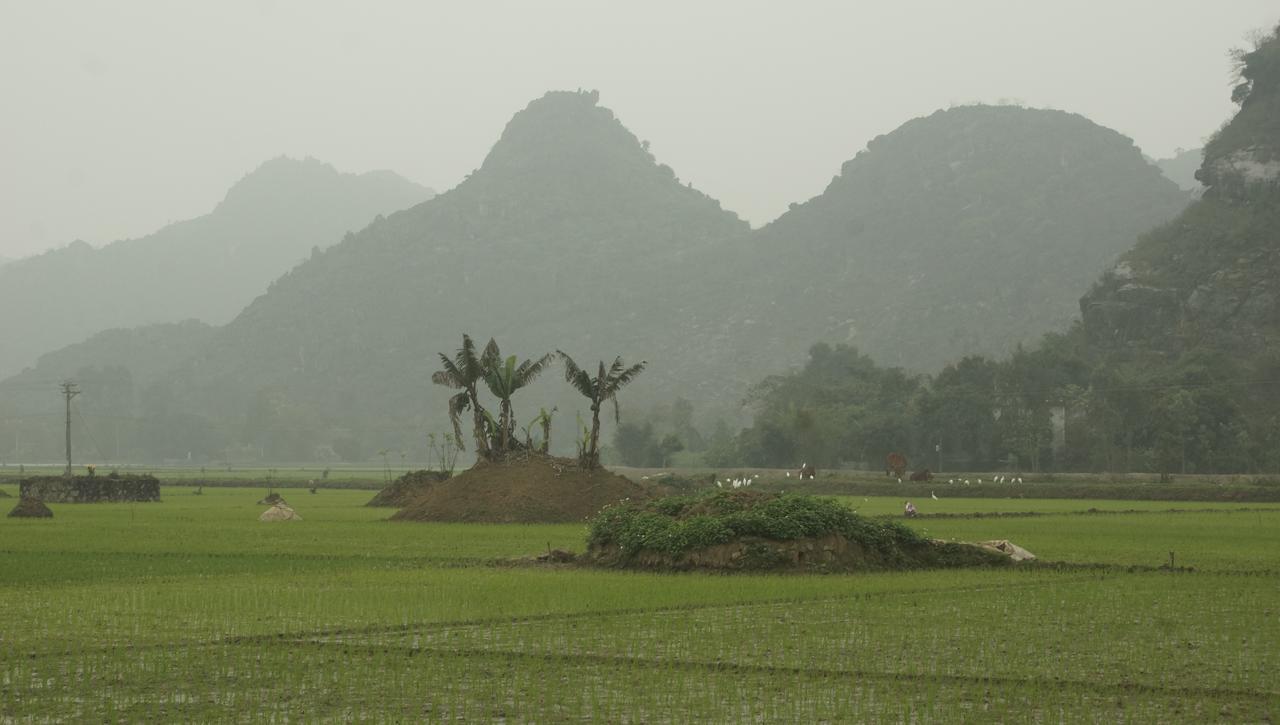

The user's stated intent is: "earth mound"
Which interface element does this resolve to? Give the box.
[256,492,286,506]
[583,490,1012,572]
[8,497,53,518]
[391,454,655,524]
[366,470,449,507]
[259,503,301,522]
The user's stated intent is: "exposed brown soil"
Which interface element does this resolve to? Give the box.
[8,497,53,518]
[390,454,655,523]
[586,533,1011,572]
[366,470,449,507]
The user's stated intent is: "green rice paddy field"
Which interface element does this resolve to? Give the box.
[1,484,1277,722]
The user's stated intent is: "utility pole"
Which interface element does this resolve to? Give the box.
[60,381,79,477]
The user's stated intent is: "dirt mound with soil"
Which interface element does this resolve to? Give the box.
[588,533,1011,572]
[259,503,302,522]
[256,492,286,506]
[8,497,53,518]
[391,454,655,523]
[366,470,449,507]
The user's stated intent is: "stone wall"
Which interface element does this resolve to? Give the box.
[19,474,160,503]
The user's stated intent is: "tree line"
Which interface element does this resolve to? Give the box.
[687,333,1280,475]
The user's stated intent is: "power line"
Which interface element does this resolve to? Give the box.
[73,404,108,463]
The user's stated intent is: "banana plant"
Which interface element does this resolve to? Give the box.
[558,352,646,468]
[431,334,491,459]
[480,340,552,454]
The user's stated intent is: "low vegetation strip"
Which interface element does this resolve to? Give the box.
[900,506,1280,520]
[771,477,1280,502]
[287,638,1278,705]
[2,488,1276,721]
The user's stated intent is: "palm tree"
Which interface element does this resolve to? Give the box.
[480,339,552,454]
[431,334,492,460]
[558,352,647,468]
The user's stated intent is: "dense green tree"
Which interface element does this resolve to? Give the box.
[613,422,659,466]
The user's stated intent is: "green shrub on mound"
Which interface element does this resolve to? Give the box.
[585,490,1010,572]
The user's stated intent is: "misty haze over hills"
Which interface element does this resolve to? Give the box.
[1154,148,1206,191]
[0,158,432,378]
[0,91,1193,462]
[663,104,1189,383]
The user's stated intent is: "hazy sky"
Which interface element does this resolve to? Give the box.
[1,1,1275,259]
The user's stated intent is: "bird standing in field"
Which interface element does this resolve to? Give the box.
[931,491,938,500]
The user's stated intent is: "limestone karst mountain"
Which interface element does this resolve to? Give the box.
[158,90,749,459]
[0,157,432,378]
[1080,24,1280,366]
[659,104,1190,397]
[0,92,1196,462]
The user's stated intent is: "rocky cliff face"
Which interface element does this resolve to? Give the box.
[1079,23,1280,359]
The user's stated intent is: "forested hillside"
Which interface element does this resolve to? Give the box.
[725,25,1280,476]
[1071,23,1280,473]
[665,104,1189,387]
[0,157,432,378]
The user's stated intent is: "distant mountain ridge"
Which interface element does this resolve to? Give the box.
[0,93,1192,462]
[0,157,433,378]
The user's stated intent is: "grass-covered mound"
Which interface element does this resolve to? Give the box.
[585,490,1011,572]
[366,470,449,507]
[391,453,655,524]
